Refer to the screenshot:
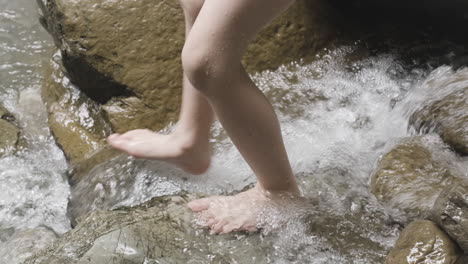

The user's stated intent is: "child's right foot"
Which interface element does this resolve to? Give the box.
[107,129,211,175]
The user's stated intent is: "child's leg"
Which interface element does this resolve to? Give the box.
[184,0,299,234]
[107,0,214,175]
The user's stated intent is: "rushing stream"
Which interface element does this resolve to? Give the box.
[1,1,467,263]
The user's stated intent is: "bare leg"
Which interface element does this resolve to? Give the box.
[184,0,300,234]
[107,0,214,175]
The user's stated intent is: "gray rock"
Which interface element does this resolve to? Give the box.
[25,194,396,263]
[432,181,468,254]
[0,227,57,264]
[24,195,270,264]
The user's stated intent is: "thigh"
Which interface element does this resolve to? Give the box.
[186,0,295,61]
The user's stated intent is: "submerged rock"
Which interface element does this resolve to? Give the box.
[370,135,463,220]
[37,0,338,150]
[25,195,270,264]
[0,227,57,264]
[0,104,19,157]
[431,181,468,254]
[26,194,395,263]
[409,70,468,156]
[385,220,462,264]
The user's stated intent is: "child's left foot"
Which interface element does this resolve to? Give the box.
[188,185,296,234]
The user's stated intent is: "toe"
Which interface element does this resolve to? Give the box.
[220,224,236,234]
[210,220,227,235]
[187,198,211,212]
[196,210,215,226]
[107,133,121,143]
[244,225,258,233]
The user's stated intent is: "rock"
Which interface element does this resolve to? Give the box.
[25,194,395,263]
[36,0,338,160]
[431,181,468,254]
[0,227,57,264]
[409,69,468,156]
[0,104,19,157]
[42,52,112,163]
[66,148,135,225]
[25,195,271,264]
[370,135,463,220]
[385,220,463,264]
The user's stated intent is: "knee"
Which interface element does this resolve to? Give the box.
[181,43,230,95]
[179,0,204,18]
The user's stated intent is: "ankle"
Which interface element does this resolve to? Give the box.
[255,183,302,198]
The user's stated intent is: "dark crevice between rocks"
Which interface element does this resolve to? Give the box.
[62,53,136,104]
[328,0,468,70]
[1,112,15,123]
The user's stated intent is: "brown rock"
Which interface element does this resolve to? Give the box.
[386,220,462,264]
[370,135,462,220]
[37,0,338,162]
[410,70,468,156]
[42,52,112,163]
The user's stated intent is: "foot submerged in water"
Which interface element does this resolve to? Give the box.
[107,129,211,175]
[188,185,299,234]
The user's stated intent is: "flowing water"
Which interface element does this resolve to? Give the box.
[1,1,467,264]
[0,1,69,263]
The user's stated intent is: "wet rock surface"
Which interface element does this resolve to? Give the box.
[24,195,270,264]
[42,52,112,163]
[370,135,464,220]
[410,83,468,156]
[0,227,57,264]
[36,0,338,151]
[385,220,462,264]
[431,181,468,254]
[0,104,19,157]
[26,194,396,263]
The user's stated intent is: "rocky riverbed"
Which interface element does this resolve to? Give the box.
[1,0,468,263]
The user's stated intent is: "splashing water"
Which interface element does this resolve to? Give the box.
[2,0,468,263]
[0,1,70,263]
[70,46,465,262]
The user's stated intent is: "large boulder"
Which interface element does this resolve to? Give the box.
[370,135,463,220]
[431,181,468,254]
[37,0,338,161]
[0,104,20,157]
[385,220,463,264]
[409,68,468,156]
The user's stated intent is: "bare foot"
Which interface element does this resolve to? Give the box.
[188,185,297,234]
[107,129,211,175]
